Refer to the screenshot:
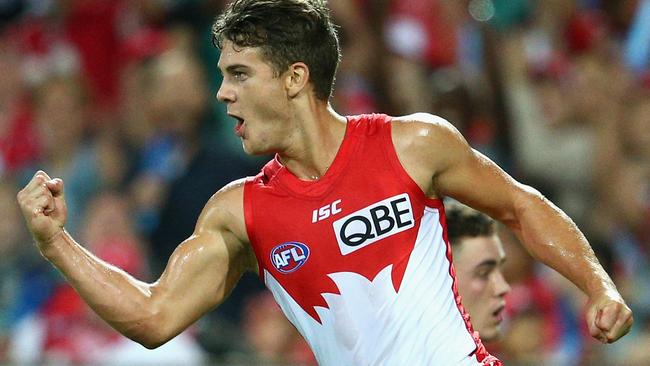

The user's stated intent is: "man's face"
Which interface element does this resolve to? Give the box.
[216,40,293,155]
[453,235,510,341]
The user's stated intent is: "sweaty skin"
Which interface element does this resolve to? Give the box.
[390,114,632,343]
[18,41,631,348]
[18,173,255,348]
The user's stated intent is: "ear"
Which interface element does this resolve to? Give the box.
[285,62,310,98]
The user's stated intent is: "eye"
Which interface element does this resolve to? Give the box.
[475,268,492,279]
[233,71,247,81]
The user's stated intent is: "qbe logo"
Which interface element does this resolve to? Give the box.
[270,242,310,274]
[332,193,414,255]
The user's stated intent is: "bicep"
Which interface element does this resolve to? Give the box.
[149,183,254,338]
[165,230,247,305]
[150,228,249,338]
[428,120,532,225]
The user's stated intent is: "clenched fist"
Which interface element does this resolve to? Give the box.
[586,289,634,344]
[17,170,68,248]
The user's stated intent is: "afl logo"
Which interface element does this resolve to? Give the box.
[270,242,310,274]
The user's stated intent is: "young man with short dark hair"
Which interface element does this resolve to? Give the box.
[447,202,510,342]
[18,1,632,365]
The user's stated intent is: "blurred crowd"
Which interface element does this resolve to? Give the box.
[0,0,649,365]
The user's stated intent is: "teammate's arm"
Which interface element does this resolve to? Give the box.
[393,114,633,344]
[17,171,255,349]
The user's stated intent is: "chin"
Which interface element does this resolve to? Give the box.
[241,141,270,156]
[241,139,256,155]
[479,327,502,343]
[241,143,253,155]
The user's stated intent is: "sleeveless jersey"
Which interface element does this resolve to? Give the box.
[243,114,501,365]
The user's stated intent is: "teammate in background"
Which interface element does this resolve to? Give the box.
[17,1,632,365]
[446,202,510,342]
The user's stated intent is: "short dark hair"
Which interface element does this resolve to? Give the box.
[445,202,496,246]
[212,0,341,100]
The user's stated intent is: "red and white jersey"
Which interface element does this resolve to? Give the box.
[244,114,501,365]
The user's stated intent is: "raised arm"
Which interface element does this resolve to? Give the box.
[17,171,256,349]
[392,114,633,344]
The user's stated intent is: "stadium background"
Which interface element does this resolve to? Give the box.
[0,0,649,364]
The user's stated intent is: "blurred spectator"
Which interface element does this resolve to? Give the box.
[60,0,124,113]
[116,28,170,150]
[24,71,128,235]
[329,0,381,115]
[0,179,39,363]
[221,291,316,365]
[588,86,650,365]
[622,90,650,165]
[128,47,209,236]
[383,0,461,114]
[382,0,511,166]
[0,41,39,178]
[624,0,650,74]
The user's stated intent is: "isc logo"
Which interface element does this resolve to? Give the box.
[270,242,310,274]
[312,199,342,223]
[332,193,414,255]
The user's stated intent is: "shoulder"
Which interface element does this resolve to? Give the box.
[201,178,246,223]
[390,113,468,164]
[391,113,463,143]
[196,178,248,243]
[210,177,247,203]
[387,113,471,196]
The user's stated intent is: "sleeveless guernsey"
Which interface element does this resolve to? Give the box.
[243,114,501,365]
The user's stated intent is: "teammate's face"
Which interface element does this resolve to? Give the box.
[453,235,509,342]
[216,41,293,155]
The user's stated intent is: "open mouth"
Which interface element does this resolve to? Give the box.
[229,113,245,136]
[492,306,505,320]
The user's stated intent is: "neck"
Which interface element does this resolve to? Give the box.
[278,102,347,181]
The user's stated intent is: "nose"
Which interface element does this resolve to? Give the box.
[216,81,235,103]
[493,270,511,297]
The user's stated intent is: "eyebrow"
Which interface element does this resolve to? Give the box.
[475,260,497,269]
[218,64,249,75]
[475,257,506,270]
[220,64,248,73]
